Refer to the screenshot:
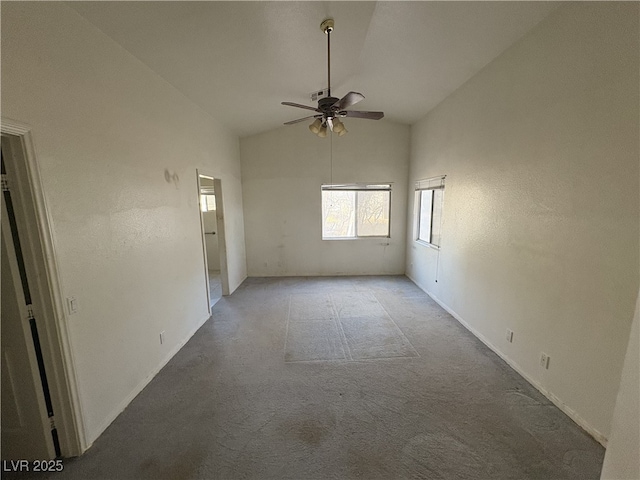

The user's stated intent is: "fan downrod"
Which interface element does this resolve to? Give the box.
[321,19,334,97]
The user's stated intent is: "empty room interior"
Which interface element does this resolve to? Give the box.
[1,1,638,479]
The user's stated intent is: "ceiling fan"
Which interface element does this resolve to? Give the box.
[282,18,384,137]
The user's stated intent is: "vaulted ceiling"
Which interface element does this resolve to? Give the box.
[69,1,560,137]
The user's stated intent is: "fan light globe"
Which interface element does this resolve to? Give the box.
[338,127,348,137]
[309,118,322,134]
[333,119,345,134]
[317,125,328,138]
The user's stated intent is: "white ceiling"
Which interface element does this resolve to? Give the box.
[69,1,560,137]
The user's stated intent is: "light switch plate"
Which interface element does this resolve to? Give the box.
[540,352,550,369]
[66,296,77,315]
[506,329,514,343]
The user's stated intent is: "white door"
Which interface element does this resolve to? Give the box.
[1,156,54,460]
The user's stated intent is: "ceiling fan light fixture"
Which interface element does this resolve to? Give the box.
[282,18,384,134]
[309,118,322,134]
[317,125,328,138]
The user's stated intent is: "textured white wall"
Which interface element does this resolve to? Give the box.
[601,291,640,479]
[406,2,639,441]
[241,120,410,276]
[1,2,247,445]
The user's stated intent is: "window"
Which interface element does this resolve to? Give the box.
[200,194,216,212]
[322,184,391,239]
[416,177,445,247]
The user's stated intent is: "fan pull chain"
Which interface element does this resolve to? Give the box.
[330,130,333,185]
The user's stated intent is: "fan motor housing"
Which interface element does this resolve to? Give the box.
[318,96,339,112]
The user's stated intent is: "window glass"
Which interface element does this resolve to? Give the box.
[322,185,390,239]
[357,191,390,237]
[322,190,355,238]
[418,190,432,242]
[200,194,216,212]
[416,187,443,247]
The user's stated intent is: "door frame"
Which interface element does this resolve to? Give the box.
[196,170,230,314]
[1,118,85,456]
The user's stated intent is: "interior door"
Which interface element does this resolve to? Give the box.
[1,151,54,460]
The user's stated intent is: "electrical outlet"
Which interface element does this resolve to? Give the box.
[159,331,165,345]
[506,329,514,343]
[540,352,550,369]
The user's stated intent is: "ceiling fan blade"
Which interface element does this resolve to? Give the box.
[343,110,384,120]
[282,101,321,113]
[284,115,321,125]
[331,91,365,111]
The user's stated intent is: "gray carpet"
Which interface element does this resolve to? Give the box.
[10,276,604,479]
[285,292,418,362]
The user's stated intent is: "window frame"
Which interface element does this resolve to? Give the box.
[321,184,392,240]
[415,177,445,249]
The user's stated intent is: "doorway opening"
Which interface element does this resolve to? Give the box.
[197,173,230,311]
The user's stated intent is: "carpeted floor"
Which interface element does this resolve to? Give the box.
[9,276,605,479]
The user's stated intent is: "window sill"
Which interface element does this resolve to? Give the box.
[415,239,440,250]
[323,236,391,241]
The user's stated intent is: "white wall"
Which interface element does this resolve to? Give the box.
[406,2,639,442]
[1,2,247,446]
[240,120,410,276]
[601,291,640,479]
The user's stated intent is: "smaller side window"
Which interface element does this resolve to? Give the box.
[416,178,444,247]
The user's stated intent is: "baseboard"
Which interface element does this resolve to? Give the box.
[85,312,211,448]
[407,273,608,447]
[245,272,406,278]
